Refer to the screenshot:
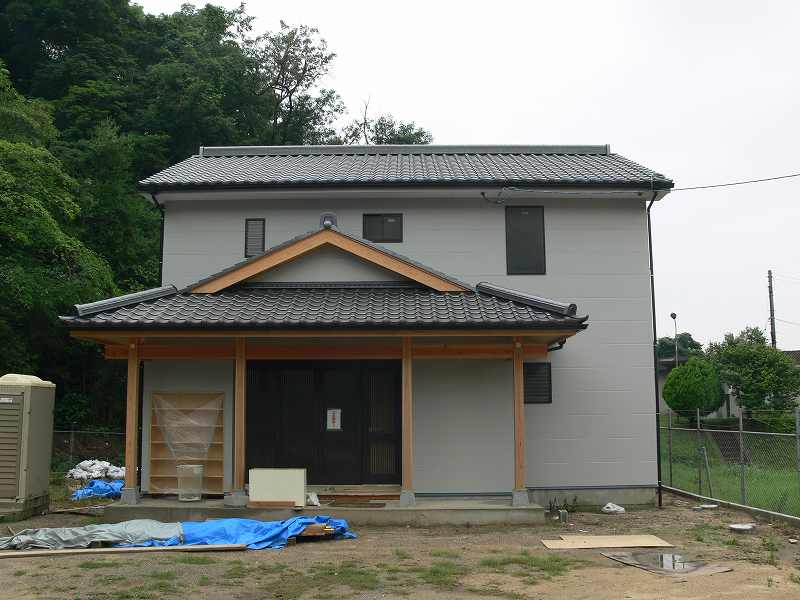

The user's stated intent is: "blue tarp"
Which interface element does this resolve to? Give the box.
[127,516,356,550]
[71,479,124,501]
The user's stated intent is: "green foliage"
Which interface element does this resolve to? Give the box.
[707,327,800,410]
[54,392,90,428]
[663,357,723,415]
[657,332,704,360]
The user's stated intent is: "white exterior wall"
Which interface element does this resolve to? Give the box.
[159,194,657,491]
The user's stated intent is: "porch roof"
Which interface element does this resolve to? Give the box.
[60,282,588,331]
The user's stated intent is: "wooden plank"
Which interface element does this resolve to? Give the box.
[0,544,246,560]
[542,535,673,550]
[512,338,525,490]
[124,340,139,490]
[401,336,413,493]
[190,229,467,294]
[104,342,549,361]
[234,338,246,491]
[74,328,579,341]
[247,500,297,508]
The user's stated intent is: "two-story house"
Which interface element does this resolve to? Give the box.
[61,144,674,508]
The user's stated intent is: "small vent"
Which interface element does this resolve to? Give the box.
[245,218,266,257]
[523,363,552,404]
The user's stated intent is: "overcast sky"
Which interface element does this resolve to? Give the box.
[138,0,800,349]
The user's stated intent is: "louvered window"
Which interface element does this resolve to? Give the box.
[244,218,265,257]
[363,214,403,242]
[523,362,552,404]
[506,206,545,274]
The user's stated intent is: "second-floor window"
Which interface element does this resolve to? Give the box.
[363,214,403,243]
[506,206,545,274]
[244,218,266,257]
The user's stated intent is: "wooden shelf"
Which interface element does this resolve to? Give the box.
[148,391,225,497]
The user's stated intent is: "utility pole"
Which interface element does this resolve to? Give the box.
[768,270,777,348]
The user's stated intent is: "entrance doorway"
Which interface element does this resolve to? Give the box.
[245,360,401,485]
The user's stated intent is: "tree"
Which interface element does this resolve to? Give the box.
[707,326,800,411]
[0,62,116,374]
[656,332,704,360]
[343,101,433,145]
[662,357,723,416]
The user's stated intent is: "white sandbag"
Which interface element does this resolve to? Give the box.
[601,502,626,514]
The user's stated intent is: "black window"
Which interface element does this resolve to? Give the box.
[244,218,265,257]
[523,363,552,404]
[506,206,545,274]
[363,214,403,243]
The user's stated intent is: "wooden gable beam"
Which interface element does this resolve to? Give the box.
[190,228,467,293]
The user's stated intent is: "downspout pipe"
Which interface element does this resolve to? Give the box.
[647,193,663,508]
[150,193,165,286]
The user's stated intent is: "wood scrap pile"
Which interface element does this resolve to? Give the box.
[287,523,336,545]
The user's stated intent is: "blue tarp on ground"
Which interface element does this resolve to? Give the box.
[126,516,356,550]
[71,479,124,501]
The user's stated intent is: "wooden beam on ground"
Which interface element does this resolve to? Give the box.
[512,337,525,490]
[0,544,246,560]
[124,340,140,490]
[234,338,247,492]
[401,337,413,493]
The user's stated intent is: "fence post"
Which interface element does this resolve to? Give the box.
[696,408,702,495]
[667,409,673,487]
[69,423,75,466]
[795,407,800,499]
[739,410,746,505]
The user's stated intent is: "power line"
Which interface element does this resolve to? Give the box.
[672,172,800,191]
[776,318,800,327]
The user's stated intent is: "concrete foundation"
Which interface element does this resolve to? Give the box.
[223,490,249,507]
[120,487,140,505]
[528,486,657,508]
[104,496,545,526]
[511,488,530,507]
[0,494,49,521]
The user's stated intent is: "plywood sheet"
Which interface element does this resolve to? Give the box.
[249,468,306,507]
[542,535,673,549]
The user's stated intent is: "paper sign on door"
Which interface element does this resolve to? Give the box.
[326,408,342,431]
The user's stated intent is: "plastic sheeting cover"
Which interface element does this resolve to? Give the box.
[0,519,182,550]
[153,393,223,460]
[72,479,124,501]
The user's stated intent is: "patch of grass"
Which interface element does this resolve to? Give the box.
[689,523,714,543]
[12,570,26,576]
[480,551,577,582]
[197,575,212,587]
[762,535,780,553]
[117,586,154,600]
[418,560,467,588]
[146,570,177,580]
[430,548,461,559]
[149,581,179,595]
[263,560,380,600]
[77,560,120,569]
[393,548,411,560]
[172,554,217,565]
[723,537,740,546]
[789,572,800,585]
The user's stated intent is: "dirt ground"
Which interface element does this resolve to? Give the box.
[2,493,800,599]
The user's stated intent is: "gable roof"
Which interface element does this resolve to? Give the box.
[62,282,589,331]
[139,144,673,191]
[186,226,471,294]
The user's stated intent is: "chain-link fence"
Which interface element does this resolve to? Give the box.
[661,409,800,517]
[50,429,125,504]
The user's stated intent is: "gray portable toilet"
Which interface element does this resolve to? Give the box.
[0,374,55,519]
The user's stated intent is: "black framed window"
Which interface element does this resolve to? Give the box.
[363,214,403,243]
[506,206,545,274]
[244,218,266,257]
[523,362,552,404]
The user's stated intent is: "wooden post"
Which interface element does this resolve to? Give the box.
[123,340,140,500]
[234,338,247,492]
[512,337,528,506]
[400,337,415,506]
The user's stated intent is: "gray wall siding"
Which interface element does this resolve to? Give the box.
[248,245,405,283]
[161,195,657,490]
[141,361,234,493]
[413,359,514,493]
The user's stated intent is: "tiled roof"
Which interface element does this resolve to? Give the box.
[139,145,673,190]
[61,284,588,330]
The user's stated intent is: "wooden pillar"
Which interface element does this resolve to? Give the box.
[512,337,527,498]
[400,337,415,505]
[124,340,139,493]
[233,338,247,491]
